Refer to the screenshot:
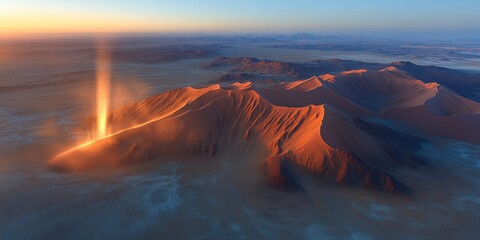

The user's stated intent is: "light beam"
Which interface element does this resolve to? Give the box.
[95,39,110,139]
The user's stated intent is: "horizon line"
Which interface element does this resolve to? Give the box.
[1,31,480,41]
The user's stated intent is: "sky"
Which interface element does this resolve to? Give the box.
[1,0,480,38]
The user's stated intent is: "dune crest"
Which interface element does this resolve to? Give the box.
[225,81,252,90]
[282,76,323,91]
[339,69,368,75]
[319,73,335,82]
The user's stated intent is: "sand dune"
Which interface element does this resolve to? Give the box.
[49,69,480,193]
[320,67,439,113]
[390,61,480,102]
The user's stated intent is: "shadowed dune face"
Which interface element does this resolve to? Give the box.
[321,68,439,113]
[391,61,480,102]
[49,68,480,194]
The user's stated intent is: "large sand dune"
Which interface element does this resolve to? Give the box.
[49,69,480,193]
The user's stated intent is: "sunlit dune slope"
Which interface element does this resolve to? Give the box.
[49,69,480,193]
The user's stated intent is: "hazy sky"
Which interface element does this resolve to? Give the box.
[2,0,480,38]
